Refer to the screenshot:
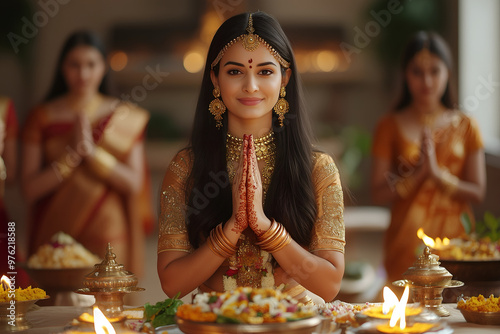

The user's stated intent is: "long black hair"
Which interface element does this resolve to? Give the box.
[185,11,317,248]
[395,31,457,111]
[44,30,110,101]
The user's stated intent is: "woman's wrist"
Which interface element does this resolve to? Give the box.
[255,215,272,236]
[224,217,242,244]
[438,168,459,195]
[87,147,117,179]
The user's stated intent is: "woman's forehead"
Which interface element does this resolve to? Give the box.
[220,43,277,66]
[410,52,445,68]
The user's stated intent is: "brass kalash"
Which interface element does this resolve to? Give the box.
[393,246,463,317]
[76,243,144,317]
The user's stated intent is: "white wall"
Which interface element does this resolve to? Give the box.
[459,0,500,153]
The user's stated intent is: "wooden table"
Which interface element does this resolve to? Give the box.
[19,304,500,333]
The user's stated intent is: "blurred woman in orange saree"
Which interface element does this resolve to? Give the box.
[371,32,486,282]
[21,31,152,275]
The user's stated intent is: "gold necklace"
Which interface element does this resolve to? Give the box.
[226,131,276,162]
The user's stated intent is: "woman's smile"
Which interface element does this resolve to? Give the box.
[238,97,263,106]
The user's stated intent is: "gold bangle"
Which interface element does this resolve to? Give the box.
[256,222,282,249]
[256,220,291,253]
[89,147,117,179]
[216,224,237,253]
[206,224,236,258]
[298,295,314,306]
[283,284,306,298]
[271,232,291,253]
[212,229,234,257]
[206,235,221,257]
[261,224,285,249]
[258,219,279,241]
[207,233,230,258]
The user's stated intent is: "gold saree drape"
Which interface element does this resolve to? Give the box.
[23,102,150,275]
[372,111,483,281]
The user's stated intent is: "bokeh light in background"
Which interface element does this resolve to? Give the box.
[109,51,128,71]
[183,50,205,73]
[295,49,343,73]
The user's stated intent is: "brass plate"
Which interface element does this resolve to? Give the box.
[392,280,464,289]
[176,316,322,334]
[0,296,50,332]
[459,308,500,326]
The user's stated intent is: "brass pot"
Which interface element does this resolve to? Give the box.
[76,243,144,317]
[402,247,452,287]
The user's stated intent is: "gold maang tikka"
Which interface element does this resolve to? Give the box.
[211,14,290,69]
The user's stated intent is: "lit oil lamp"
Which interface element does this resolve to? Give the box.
[363,286,422,320]
[376,286,437,334]
[393,246,463,317]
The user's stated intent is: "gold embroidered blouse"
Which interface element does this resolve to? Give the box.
[158,148,345,290]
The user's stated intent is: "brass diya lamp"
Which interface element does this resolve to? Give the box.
[393,246,463,317]
[75,243,144,317]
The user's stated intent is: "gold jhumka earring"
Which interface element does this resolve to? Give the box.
[209,87,226,129]
[274,86,289,127]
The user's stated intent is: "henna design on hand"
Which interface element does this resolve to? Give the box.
[246,135,265,236]
[232,135,249,233]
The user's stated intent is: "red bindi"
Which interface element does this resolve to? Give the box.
[248,59,253,63]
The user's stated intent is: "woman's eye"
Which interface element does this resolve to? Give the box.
[227,69,241,75]
[260,69,273,75]
[431,67,440,75]
[411,68,422,76]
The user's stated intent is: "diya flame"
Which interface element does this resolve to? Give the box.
[93,307,116,334]
[376,286,436,334]
[381,285,409,329]
[417,228,450,249]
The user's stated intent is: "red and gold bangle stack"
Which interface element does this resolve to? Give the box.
[207,224,237,258]
[256,219,291,253]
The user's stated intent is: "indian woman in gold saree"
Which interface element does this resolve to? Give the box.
[157,12,345,304]
[371,32,486,282]
[21,31,152,275]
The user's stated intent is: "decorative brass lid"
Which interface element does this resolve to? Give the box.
[82,243,138,292]
[402,246,452,287]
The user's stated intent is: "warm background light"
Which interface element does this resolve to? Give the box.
[109,51,128,71]
[316,50,338,72]
[183,51,205,73]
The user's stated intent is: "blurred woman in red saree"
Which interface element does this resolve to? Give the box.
[21,31,152,275]
[371,32,486,282]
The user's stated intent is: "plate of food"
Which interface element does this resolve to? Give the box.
[457,294,500,326]
[0,283,49,331]
[175,287,320,334]
[21,232,100,292]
